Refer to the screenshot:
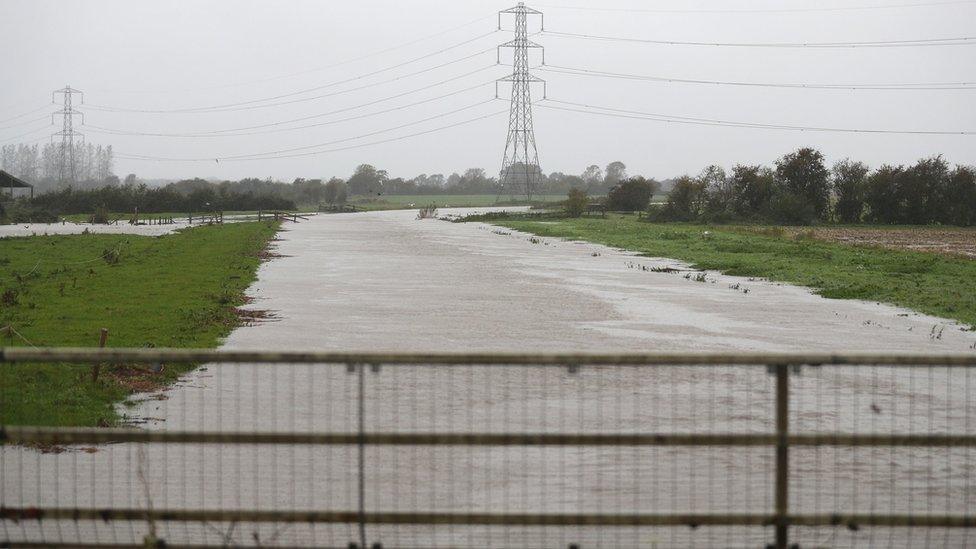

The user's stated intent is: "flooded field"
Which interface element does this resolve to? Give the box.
[3,209,976,547]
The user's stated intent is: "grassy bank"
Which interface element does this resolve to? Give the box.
[477,213,976,328]
[0,222,279,426]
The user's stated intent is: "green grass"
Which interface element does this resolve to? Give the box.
[348,194,568,211]
[0,222,279,426]
[479,213,976,328]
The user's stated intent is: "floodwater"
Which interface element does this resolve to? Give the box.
[0,220,188,238]
[0,214,265,239]
[3,208,976,547]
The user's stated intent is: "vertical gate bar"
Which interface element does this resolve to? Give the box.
[774,364,790,549]
[357,363,367,549]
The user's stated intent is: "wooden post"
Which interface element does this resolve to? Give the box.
[774,364,790,549]
[92,328,108,382]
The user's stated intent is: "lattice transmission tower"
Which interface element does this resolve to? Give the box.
[52,85,85,188]
[497,3,545,200]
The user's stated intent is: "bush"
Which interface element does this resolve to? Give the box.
[729,164,776,219]
[91,205,111,224]
[775,147,830,220]
[5,202,58,223]
[832,159,869,223]
[565,188,588,217]
[863,165,903,224]
[28,182,296,216]
[943,166,976,226]
[608,177,657,212]
[762,190,818,225]
[323,178,348,205]
[899,155,949,225]
[658,176,706,221]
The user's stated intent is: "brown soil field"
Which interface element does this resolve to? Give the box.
[774,226,976,259]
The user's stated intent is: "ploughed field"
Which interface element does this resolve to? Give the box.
[774,225,976,259]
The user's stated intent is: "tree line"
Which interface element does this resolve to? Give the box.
[0,143,116,191]
[654,148,976,226]
[339,161,637,197]
[14,179,295,220]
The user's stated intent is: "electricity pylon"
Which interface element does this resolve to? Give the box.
[497,3,545,201]
[52,85,84,187]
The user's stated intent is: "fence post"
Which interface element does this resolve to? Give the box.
[92,328,108,382]
[355,362,367,549]
[774,364,790,549]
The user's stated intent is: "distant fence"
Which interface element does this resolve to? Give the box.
[2,348,976,548]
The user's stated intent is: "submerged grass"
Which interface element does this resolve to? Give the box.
[0,222,279,426]
[480,214,976,328]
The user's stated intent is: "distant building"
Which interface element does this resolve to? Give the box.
[0,169,33,200]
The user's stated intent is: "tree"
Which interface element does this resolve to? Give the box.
[323,178,348,205]
[943,166,976,226]
[658,176,706,221]
[864,165,903,224]
[832,159,869,223]
[696,165,730,219]
[899,155,949,224]
[729,164,775,218]
[774,147,830,220]
[608,176,657,211]
[347,164,387,195]
[565,188,588,217]
[581,165,603,186]
[604,161,627,187]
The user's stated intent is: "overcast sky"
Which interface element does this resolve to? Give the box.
[1,0,974,182]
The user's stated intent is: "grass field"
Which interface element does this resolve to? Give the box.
[474,213,976,328]
[0,222,279,426]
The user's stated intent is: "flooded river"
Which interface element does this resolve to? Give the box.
[3,209,976,547]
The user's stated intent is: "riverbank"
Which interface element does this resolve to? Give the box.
[468,213,976,328]
[0,221,279,426]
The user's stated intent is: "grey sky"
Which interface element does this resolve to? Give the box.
[1,0,974,181]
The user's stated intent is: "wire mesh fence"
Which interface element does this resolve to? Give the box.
[1,348,975,548]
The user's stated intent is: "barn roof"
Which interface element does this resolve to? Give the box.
[0,170,32,189]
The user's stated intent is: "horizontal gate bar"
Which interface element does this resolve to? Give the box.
[3,347,976,366]
[5,427,976,447]
[2,507,974,528]
[0,545,234,549]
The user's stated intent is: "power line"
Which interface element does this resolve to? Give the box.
[86,62,498,126]
[86,14,497,95]
[535,0,976,14]
[538,64,976,90]
[117,105,509,163]
[86,33,500,114]
[0,105,51,125]
[0,116,53,132]
[0,125,52,145]
[542,29,976,48]
[539,98,976,135]
[83,81,498,138]
[89,69,501,137]
[116,99,507,162]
